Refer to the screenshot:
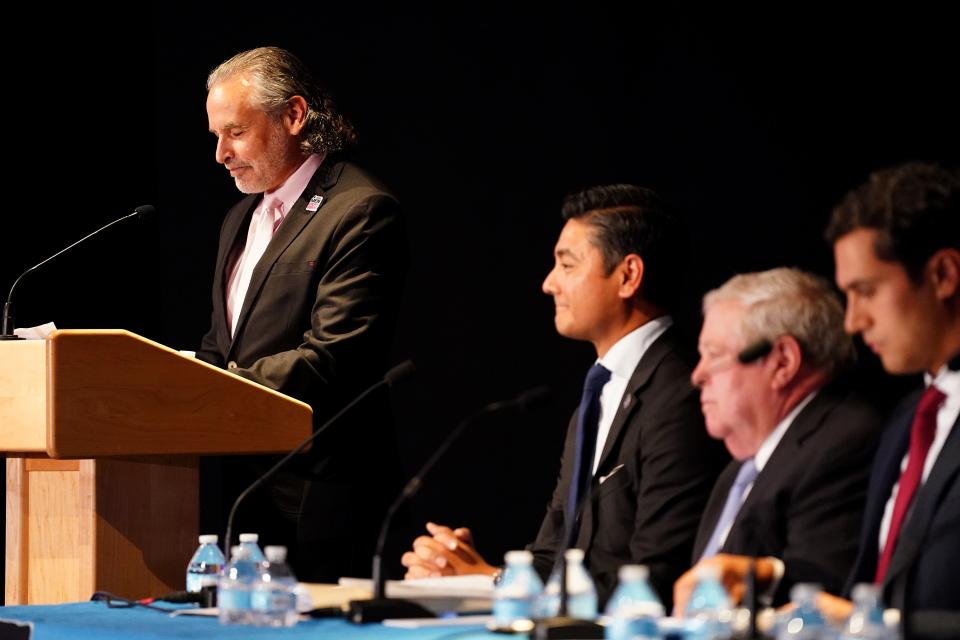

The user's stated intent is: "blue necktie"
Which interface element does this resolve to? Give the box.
[565,363,612,543]
[698,458,758,561]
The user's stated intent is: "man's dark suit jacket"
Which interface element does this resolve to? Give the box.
[196,156,406,582]
[845,387,960,615]
[528,328,729,610]
[691,386,881,605]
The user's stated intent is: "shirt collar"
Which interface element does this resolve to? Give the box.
[754,389,818,472]
[598,316,673,381]
[263,152,325,219]
[926,363,960,401]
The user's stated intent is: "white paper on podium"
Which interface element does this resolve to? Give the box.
[13,322,57,340]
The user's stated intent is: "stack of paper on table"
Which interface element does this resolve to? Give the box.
[337,575,494,614]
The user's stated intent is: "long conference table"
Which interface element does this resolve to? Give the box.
[0,601,501,640]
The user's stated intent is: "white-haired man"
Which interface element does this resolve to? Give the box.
[674,268,881,611]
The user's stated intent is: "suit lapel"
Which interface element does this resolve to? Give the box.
[593,329,674,472]
[844,398,915,590]
[716,391,836,555]
[693,462,738,559]
[227,159,343,356]
[883,413,960,587]
[572,329,677,551]
[738,391,834,512]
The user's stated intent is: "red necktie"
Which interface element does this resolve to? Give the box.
[874,385,946,584]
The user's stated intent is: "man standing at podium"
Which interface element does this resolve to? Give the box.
[196,47,406,582]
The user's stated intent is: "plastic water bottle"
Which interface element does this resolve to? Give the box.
[605,565,664,640]
[537,548,598,619]
[840,584,892,640]
[251,546,299,627]
[239,532,267,563]
[186,534,225,594]
[492,550,544,630]
[218,545,260,625]
[685,565,733,639]
[777,583,831,640]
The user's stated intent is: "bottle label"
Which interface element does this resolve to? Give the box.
[251,589,295,612]
[217,588,250,611]
[187,573,220,593]
[493,598,531,625]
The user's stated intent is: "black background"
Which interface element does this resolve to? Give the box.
[2,6,957,592]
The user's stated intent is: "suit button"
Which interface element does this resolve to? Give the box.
[227,361,238,370]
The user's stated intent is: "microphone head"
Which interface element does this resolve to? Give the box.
[384,360,416,386]
[134,204,156,218]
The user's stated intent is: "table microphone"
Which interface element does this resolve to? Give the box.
[222,360,416,555]
[347,385,550,623]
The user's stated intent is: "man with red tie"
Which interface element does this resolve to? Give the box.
[824,162,960,625]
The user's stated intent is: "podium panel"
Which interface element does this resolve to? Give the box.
[1,330,312,604]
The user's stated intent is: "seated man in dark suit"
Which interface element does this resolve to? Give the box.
[401,184,728,607]
[673,268,881,611]
[820,162,960,627]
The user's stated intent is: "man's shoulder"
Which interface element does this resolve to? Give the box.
[626,328,704,426]
[318,158,398,203]
[776,385,883,475]
[805,385,884,442]
[631,327,697,388]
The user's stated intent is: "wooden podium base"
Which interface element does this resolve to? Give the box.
[5,456,198,604]
[0,330,312,606]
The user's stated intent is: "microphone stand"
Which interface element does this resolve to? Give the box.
[347,386,550,624]
[222,361,416,557]
[532,491,604,639]
[531,570,605,638]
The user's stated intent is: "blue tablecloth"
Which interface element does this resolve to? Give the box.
[0,602,497,640]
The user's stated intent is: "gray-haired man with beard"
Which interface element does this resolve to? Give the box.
[197,47,406,582]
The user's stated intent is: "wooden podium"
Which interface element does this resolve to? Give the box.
[0,330,312,605]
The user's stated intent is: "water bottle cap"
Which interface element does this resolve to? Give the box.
[239,533,259,543]
[851,583,880,602]
[504,550,533,565]
[563,548,585,563]
[198,534,218,545]
[264,546,288,562]
[618,564,649,581]
[789,583,823,604]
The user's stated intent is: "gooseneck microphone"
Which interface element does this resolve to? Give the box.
[347,385,551,624]
[0,204,156,339]
[222,360,416,557]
